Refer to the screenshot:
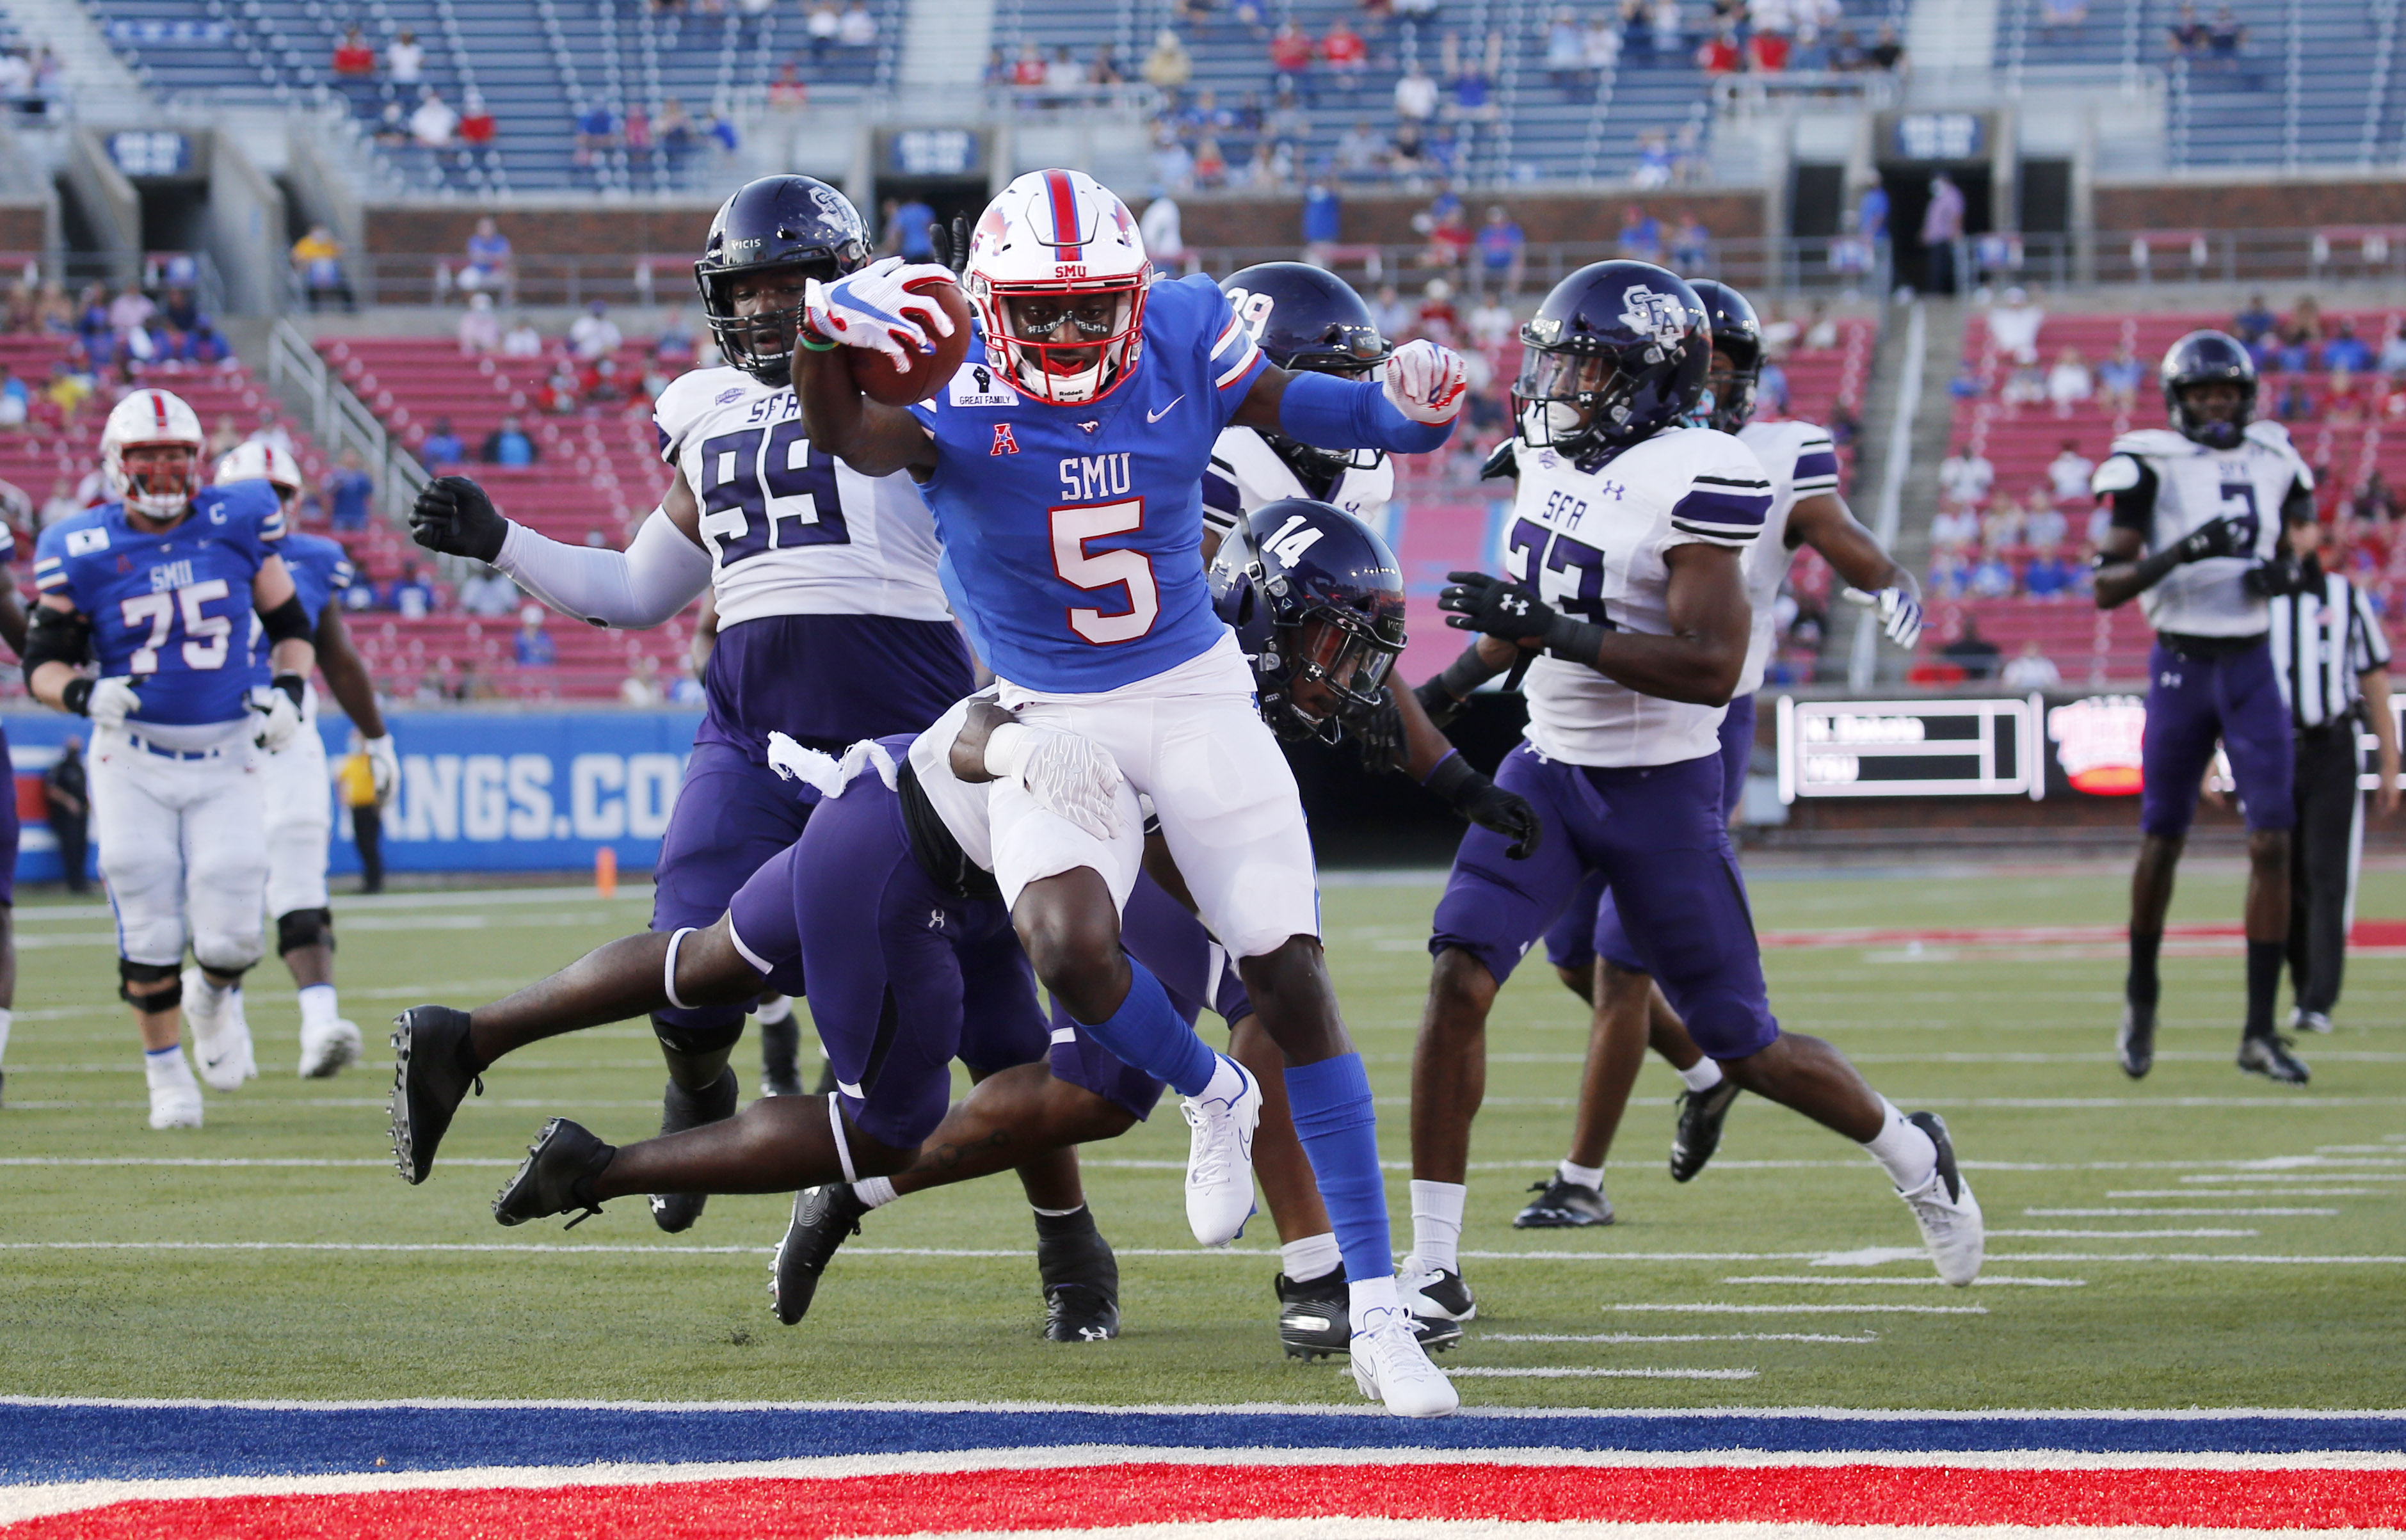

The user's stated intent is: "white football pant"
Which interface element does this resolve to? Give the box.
[90,726,269,972]
[262,717,332,918]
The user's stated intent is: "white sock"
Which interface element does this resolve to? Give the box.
[0,1006,12,1064]
[143,1043,194,1088]
[1676,1057,1724,1093]
[853,1175,899,1208]
[755,993,792,1025]
[298,984,339,1034]
[1280,1231,1342,1283]
[1198,1053,1246,1103]
[195,972,233,1004]
[1409,1178,1466,1273]
[1861,1096,1938,1192]
[1348,1274,1400,1331]
[1557,1158,1605,1191]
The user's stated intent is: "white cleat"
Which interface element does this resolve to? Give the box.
[1350,1306,1459,1418]
[1179,1054,1262,1247]
[147,1057,204,1130]
[1897,1110,1984,1286]
[298,1017,363,1079]
[183,968,257,1093]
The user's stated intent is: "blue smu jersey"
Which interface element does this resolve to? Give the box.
[907,273,1268,692]
[246,529,353,685]
[35,481,289,726]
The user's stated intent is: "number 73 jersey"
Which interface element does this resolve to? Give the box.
[1505,424,1771,768]
[34,481,287,729]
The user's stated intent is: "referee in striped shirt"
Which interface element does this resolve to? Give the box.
[2267,521,2400,1037]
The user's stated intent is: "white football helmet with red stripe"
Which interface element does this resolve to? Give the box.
[101,387,207,519]
[214,438,303,508]
[965,168,1151,405]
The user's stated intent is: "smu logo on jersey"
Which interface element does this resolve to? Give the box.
[1060,454,1133,501]
[148,559,195,593]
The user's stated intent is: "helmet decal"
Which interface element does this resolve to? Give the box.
[1043,169,1084,264]
[1619,285,1692,347]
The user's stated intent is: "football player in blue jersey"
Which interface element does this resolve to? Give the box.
[215,441,397,1079]
[407,176,975,1231]
[797,168,1468,1416]
[0,495,29,1109]
[26,389,319,1130]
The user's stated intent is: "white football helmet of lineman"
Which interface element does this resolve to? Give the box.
[964,168,1151,406]
[213,438,303,511]
[100,388,207,520]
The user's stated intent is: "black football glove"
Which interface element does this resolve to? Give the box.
[1413,673,1466,730]
[1438,570,1557,645]
[2241,554,2309,598]
[1426,753,1542,859]
[1349,686,1408,774]
[410,475,509,563]
[926,213,973,276]
[2174,516,2248,564]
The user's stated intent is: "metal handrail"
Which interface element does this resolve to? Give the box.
[266,317,428,521]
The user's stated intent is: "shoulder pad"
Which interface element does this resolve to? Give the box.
[2243,419,2293,452]
[654,367,749,448]
[2109,428,2192,460]
[2090,454,2145,495]
[1479,438,1518,481]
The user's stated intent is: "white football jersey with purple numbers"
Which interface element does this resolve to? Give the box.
[2094,421,2312,638]
[1508,424,1772,769]
[1203,428,1395,546]
[1733,418,1840,694]
[653,366,952,630]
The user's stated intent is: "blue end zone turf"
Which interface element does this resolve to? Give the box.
[4,1402,2403,1484]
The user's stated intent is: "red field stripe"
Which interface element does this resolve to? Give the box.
[18,1462,2406,1537]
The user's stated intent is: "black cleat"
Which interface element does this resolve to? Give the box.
[1399,1257,1477,1323]
[1043,1284,1121,1342]
[759,1015,804,1098]
[1276,1269,1349,1360]
[2117,1002,2156,1079]
[390,1006,483,1184]
[2238,1032,2310,1084]
[1514,1176,1614,1228]
[492,1118,615,1228]
[770,1182,867,1325]
[1670,1078,1742,1182]
[648,1068,739,1233]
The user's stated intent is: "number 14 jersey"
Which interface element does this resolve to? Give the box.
[1505,424,1771,769]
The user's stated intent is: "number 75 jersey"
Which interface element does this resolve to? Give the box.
[1505,424,1771,768]
[34,481,287,728]
[655,365,953,628]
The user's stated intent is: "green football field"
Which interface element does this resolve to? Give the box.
[1,860,2400,1413]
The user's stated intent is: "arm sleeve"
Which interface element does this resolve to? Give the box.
[1201,456,1245,535]
[1276,369,1450,456]
[2282,477,2316,525]
[494,508,713,629]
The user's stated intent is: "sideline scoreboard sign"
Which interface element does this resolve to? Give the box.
[1776,696,2042,802]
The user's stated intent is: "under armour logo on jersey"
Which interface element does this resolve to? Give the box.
[991,423,1020,456]
[927,908,948,930]
[1596,479,1626,501]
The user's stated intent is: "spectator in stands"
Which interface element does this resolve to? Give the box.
[769,61,810,110]
[1671,213,1712,274]
[389,29,424,85]
[1370,283,1410,341]
[1651,0,1687,57]
[570,300,622,362]
[1334,120,1384,180]
[0,363,24,430]
[39,476,79,531]
[410,86,459,147]
[1397,61,1440,121]
[2204,6,2245,66]
[1868,22,1906,69]
[290,225,355,312]
[1757,355,1790,413]
[2045,346,2093,417]
[1322,17,1370,86]
[620,654,667,707]
[373,102,410,148]
[2096,342,2145,413]
[1941,616,2003,678]
[460,218,512,300]
[515,605,556,667]
[326,451,373,533]
[1968,547,2016,600]
[1475,206,1526,294]
[805,1,842,59]
[493,315,540,358]
[2273,374,2318,422]
[1930,502,1981,551]
[2284,293,2327,345]
[1981,490,2025,549]
[2023,487,2068,549]
[574,102,618,168]
[2166,3,2206,54]
[458,293,501,355]
[1193,136,1231,189]
[2327,365,2369,424]
[2048,441,2095,502]
[2378,323,2406,378]
[458,565,520,618]
[2322,317,2372,373]
[390,565,437,620]
[1416,279,1461,346]
[1269,20,1314,95]
[333,28,375,77]
[2227,291,2277,346]
[1615,203,1664,263]
[1466,291,1516,348]
[582,356,627,405]
[2001,639,2062,688]
[1150,128,1196,195]
[1584,15,1622,81]
[1449,33,1501,123]
[1801,300,1838,351]
[2039,0,2086,39]
[420,419,467,474]
[838,1,878,47]
[1984,289,2042,366]
[2021,547,2074,602]
[883,197,937,262]
[1090,43,1125,85]
[1920,172,1965,294]
[481,415,540,468]
[1145,29,1193,91]
[1545,10,1587,88]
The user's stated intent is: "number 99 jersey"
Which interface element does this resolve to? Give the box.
[2094,419,2313,638]
[34,480,287,732]
[1505,424,1771,767]
[654,365,954,629]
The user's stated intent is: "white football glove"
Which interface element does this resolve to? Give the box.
[364,734,401,806]
[1382,338,1471,426]
[985,722,1125,841]
[805,256,958,362]
[252,686,303,751]
[1843,586,1925,651]
[84,676,141,728]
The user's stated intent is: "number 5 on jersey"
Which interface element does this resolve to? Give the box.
[1051,500,1157,645]
[120,579,233,673]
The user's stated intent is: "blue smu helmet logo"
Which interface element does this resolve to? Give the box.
[1619,285,1689,345]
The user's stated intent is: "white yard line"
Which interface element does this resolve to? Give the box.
[1722,1276,2089,1287]
[1443,1368,1760,1381]
[2108,1188,2378,1198]
[1603,1303,1989,1315]
[1480,1332,1879,1345]
[1984,1229,2259,1238]
[2025,1207,2336,1216]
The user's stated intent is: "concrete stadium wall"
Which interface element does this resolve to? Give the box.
[360,203,721,259]
[2096,172,2406,232]
[1169,189,1767,252]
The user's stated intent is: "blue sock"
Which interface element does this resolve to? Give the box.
[1285,1053,1392,1288]
[1080,959,1217,1097]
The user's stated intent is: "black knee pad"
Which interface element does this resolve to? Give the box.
[650,1011,747,1060]
[277,907,335,957]
[118,959,182,1010]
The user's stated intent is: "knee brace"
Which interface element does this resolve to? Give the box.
[118,958,182,1010]
[277,907,335,957]
[650,1011,748,1060]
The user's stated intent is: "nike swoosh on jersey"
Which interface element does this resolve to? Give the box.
[1148,396,1185,422]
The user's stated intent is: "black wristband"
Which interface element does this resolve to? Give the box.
[1423,748,1475,800]
[273,672,306,707]
[1542,614,1609,665]
[60,676,93,716]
